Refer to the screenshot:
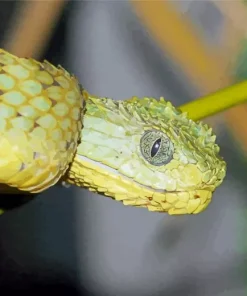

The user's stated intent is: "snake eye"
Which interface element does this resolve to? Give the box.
[140,130,174,166]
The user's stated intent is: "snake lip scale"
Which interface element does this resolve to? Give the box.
[0,48,226,216]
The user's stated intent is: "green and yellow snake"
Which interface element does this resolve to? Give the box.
[0,48,227,216]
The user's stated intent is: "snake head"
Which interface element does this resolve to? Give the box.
[69,96,226,215]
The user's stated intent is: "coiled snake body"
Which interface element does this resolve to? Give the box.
[0,49,226,215]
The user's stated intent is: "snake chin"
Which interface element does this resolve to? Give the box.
[66,155,213,215]
[123,188,213,215]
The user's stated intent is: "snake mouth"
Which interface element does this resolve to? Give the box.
[122,189,213,215]
[70,155,213,215]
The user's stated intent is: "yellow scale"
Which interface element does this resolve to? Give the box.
[0,49,83,194]
[0,48,245,216]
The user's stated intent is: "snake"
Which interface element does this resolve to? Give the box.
[0,48,226,216]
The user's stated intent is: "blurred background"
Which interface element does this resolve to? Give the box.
[0,1,247,295]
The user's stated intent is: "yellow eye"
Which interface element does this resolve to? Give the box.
[140,130,174,166]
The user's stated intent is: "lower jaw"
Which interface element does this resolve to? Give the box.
[67,156,213,215]
[120,190,213,215]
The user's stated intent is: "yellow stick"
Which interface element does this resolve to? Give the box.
[179,80,247,121]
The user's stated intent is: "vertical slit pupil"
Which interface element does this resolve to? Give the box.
[151,138,161,157]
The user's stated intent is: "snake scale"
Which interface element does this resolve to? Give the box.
[0,49,226,216]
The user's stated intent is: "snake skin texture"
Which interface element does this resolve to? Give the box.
[66,96,226,215]
[0,49,226,215]
[0,49,83,194]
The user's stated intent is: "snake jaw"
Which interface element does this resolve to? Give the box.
[120,188,213,215]
[66,155,215,215]
[143,190,213,215]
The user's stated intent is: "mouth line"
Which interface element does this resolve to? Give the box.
[122,188,213,215]
[154,189,212,194]
[76,155,213,196]
[73,155,213,215]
